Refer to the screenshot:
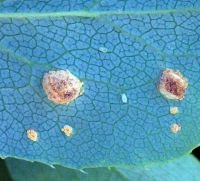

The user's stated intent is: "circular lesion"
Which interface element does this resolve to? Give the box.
[42,70,84,104]
[159,69,188,100]
[165,77,183,97]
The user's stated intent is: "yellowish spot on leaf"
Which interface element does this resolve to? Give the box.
[170,123,181,134]
[42,69,84,105]
[159,69,188,100]
[170,107,179,115]
[61,125,73,137]
[27,129,38,142]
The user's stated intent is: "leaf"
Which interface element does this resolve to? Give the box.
[6,155,200,181]
[6,158,128,181]
[118,155,200,181]
[0,0,200,168]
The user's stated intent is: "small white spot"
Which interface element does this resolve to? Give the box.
[121,93,128,103]
[61,125,73,137]
[27,129,38,142]
[99,47,108,53]
[48,165,55,169]
[170,123,181,134]
[170,107,179,115]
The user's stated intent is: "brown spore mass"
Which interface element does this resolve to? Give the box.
[43,70,84,104]
[159,69,188,100]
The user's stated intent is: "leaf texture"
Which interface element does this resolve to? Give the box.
[118,155,200,181]
[6,158,128,181]
[0,0,200,168]
[6,155,200,181]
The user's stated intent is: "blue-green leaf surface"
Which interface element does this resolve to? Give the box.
[118,155,200,181]
[6,158,128,181]
[6,155,200,181]
[0,0,200,168]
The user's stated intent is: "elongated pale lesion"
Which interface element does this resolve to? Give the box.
[42,69,84,104]
[0,8,200,19]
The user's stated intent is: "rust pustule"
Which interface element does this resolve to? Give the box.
[159,69,188,100]
[170,107,179,115]
[170,123,181,134]
[27,129,38,142]
[42,69,84,104]
[61,125,73,137]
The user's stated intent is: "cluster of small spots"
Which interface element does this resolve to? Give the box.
[61,125,73,137]
[25,70,78,144]
[158,69,189,134]
[0,7,199,168]
[159,69,188,100]
[42,69,84,105]
[26,125,73,143]
[27,129,38,142]
[170,124,181,134]
[170,107,179,115]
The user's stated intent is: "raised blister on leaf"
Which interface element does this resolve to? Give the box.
[61,125,73,137]
[27,129,38,142]
[170,107,179,115]
[42,69,84,104]
[159,69,188,100]
[170,123,181,134]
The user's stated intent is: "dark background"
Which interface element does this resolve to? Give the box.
[192,146,200,160]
